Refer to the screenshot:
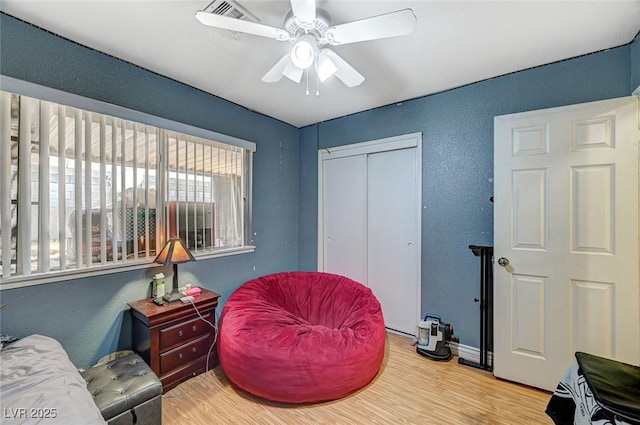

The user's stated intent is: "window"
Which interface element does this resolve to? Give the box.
[0,82,254,288]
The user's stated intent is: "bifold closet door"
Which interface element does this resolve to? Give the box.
[367,148,419,334]
[321,141,420,336]
[321,154,367,284]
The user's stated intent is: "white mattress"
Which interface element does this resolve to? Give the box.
[0,334,106,425]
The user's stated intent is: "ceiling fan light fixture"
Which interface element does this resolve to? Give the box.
[317,50,337,82]
[197,0,417,91]
[290,34,316,69]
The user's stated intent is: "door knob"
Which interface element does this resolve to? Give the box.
[497,257,509,267]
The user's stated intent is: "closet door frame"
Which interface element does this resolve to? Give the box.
[318,132,422,332]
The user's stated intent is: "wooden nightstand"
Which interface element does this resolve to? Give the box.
[128,287,221,393]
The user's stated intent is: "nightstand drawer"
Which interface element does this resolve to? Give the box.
[159,313,211,350]
[160,335,211,375]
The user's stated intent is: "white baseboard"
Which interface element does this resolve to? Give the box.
[386,328,415,338]
[450,341,493,366]
[385,329,494,367]
[633,85,640,96]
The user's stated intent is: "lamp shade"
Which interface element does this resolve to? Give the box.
[317,50,338,82]
[153,237,195,265]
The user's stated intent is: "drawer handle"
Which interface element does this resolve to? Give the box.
[178,353,183,360]
[192,347,197,353]
[178,330,183,337]
[192,325,197,332]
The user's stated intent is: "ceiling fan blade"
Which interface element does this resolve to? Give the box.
[320,49,364,87]
[282,60,304,83]
[325,9,416,45]
[261,54,290,83]
[196,11,290,41]
[262,54,303,84]
[290,0,316,24]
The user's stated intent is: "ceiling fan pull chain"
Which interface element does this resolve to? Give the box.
[316,70,320,96]
[305,69,310,96]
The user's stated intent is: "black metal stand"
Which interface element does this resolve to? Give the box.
[458,245,494,371]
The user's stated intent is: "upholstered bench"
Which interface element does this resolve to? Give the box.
[81,353,162,425]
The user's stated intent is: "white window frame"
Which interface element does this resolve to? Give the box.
[0,76,256,290]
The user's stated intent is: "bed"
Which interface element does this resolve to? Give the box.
[546,352,640,425]
[0,334,107,424]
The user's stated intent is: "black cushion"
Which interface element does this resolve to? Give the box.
[81,353,162,421]
[575,351,640,424]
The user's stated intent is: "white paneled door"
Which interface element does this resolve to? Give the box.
[493,97,639,391]
[319,133,422,335]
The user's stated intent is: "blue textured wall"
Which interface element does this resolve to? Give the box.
[297,125,319,272]
[298,46,633,348]
[0,13,299,368]
[632,34,640,92]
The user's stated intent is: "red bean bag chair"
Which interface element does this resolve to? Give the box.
[218,271,386,403]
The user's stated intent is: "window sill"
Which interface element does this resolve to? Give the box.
[0,246,256,290]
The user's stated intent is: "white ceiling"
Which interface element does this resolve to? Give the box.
[2,1,639,128]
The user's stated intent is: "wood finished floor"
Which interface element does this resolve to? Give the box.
[162,332,553,424]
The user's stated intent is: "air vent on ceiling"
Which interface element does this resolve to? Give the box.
[204,0,260,36]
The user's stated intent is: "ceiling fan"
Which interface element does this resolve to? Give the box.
[195,0,417,90]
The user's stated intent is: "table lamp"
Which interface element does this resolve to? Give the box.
[153,237,195,303]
